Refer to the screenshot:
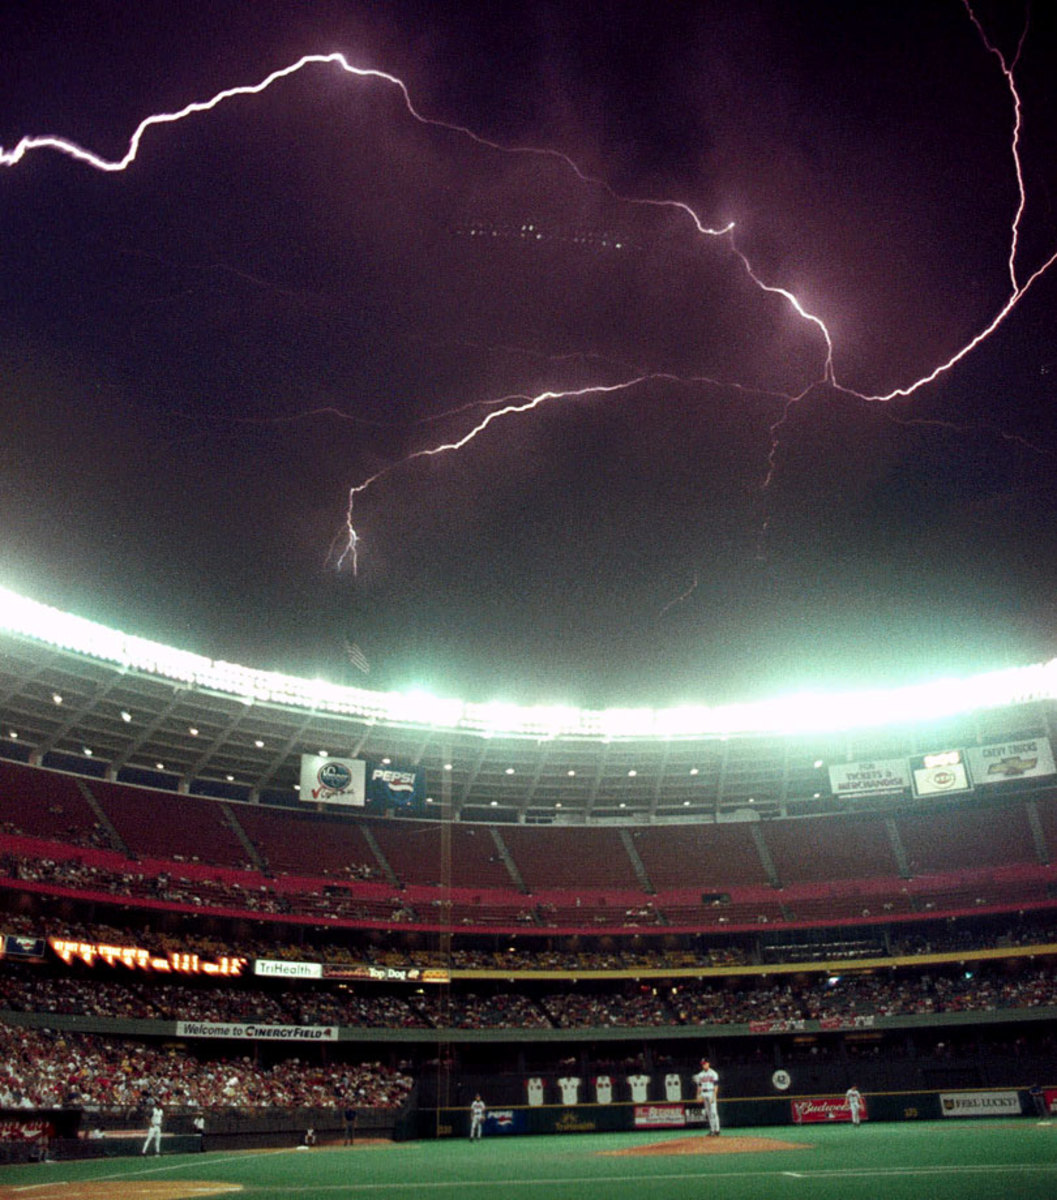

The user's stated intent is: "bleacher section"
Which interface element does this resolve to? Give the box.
[229,803,379,879]
[1029,788,1057,862]
[365,820,518,892]
[763,813,898,884]
[500,826,640,892]
[1,759,1056,935]
[630,823,770,891]
[0,760,101,843]
[896,800,1039,874]
[86,778,250,867]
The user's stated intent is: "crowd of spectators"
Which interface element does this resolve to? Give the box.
[1,960,1056,1032]
[0,970,430,1028]
[540,988,672,1028]
[0,816,111,853]
[3,902,1057,982]
[413,990,550,1030]
[0,854,413,923]
[0,1024,412,1111]
[8,848,1057,941]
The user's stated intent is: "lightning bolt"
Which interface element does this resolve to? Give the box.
[332,376,666,571]
[831,2,1047,406]
[659,573,700,619]
[3,3,1053,578]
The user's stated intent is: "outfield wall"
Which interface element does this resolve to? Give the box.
[410,1087,1047,1139]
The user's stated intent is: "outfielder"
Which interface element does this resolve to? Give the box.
[141,1100,163,1155]
[469,1093,486,1140]
[845,1086,864,1126]
[693,1057,721,1137]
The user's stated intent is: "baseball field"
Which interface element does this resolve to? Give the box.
[1,1120,1053,1200]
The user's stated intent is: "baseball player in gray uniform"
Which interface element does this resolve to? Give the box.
[693,1058,721,1136]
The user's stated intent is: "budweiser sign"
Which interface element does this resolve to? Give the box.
[0,1120,54,1142]
[633,1105,686,1129]
[819,1015,875,1031]
[791,1097,860,1125]
[749,1019,806,1034]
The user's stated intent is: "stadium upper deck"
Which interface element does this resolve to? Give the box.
[2,587,1056,823]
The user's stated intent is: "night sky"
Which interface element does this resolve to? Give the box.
[2,0,1056,708]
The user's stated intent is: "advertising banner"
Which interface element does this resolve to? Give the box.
[254,959,324,979]
[939,1091,1021,1117]
[322,963,449,983]
[367,764,425,809]
[828,759,910,798]
[484,1109,526,1135]
[175,1021,338,1041]
[633,1105,687,1129]
[911,750,972,797]
[819,1015,876,1031]
[51,938,245,976]
[966,737,1056,784]
[749,1019,806,1034]
[2,934,46,961]
[299,755,366,806]
[0,1119,55,1143]
[791,1097,862,1124]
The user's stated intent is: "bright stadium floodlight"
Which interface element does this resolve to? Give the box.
[400,690,465,729]
[474,701,524,735]
[2,585,1057,738]
[599,707,655,739]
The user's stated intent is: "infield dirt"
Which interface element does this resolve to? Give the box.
[605,1134,812,1156]
[0,1184,243,1200]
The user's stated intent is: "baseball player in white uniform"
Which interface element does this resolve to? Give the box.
[845,1086,864,1126]
[469,1094,486,1140]
[693,1058,721,1136]
[141,1100,163,1155]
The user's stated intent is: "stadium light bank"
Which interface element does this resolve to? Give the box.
[1,586,1056,742]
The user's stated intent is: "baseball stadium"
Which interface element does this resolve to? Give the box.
[0,587,1055,1200]
[5,0,1057,1194]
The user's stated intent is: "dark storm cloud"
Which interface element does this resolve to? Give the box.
[1,1,1055,706]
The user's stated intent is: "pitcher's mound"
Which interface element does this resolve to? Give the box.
[606,1134,812,1156]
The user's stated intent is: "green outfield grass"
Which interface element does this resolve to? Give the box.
[2,1121,1055,1200]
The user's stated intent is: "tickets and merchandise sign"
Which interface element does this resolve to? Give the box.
[828,759,910,798]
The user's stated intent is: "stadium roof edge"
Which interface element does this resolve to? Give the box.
[2,585,1056,740]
